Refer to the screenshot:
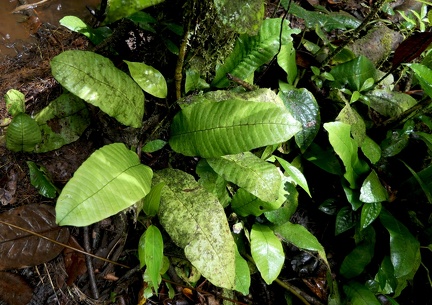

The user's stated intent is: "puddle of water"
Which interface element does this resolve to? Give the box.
[0,0,100,57]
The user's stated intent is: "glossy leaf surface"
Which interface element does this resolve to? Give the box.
[124,60,167,98]
[153,169,236,289]
[343,281,381,305]
[144,225,163,291]
[56,143,153,226]
[6,113,41,152]
[251,224,284,284]
[0,204,69,270]
[364,90,417,117]
[360,170,388,204]
[170,99,301,158]
[51,50,144,128]
[27,161,57,198]
[331,56,377,91]
[212,19,299,88]
[234,248,250,295]
[275,156,311,197]
[409,63,432,98]
[208,152,281,203]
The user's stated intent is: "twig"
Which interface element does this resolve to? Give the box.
[320,0,387,67]
[12,0,51,13]
[175,26,192,100]
[83,226,99,299]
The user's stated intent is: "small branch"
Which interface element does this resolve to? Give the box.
[83,226,99,299]
[175,26,192,100]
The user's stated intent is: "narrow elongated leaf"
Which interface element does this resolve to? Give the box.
[380,210,420,279]
[274,221,328,266]
[103,0,165,24]
[56,143,153,226]
[234,248,250,295]
[251,224,284,284]
[277,43,297,85]
[142,182,164,216]
[208,152,281,203]
[0,204,69,270]
[212,19,299,88]
[6,113,41,152]
[153,169,236,289]
[27,161,57,198]
[5,89,25,116]
[275,156,311,197]
[278,88,320,152]
[360,170,388,203]
[409,63,432,99]
[170,99,301,158]
[331,56,377,91]
[343,281,381,305]
[324,122,369,188]
[124,60,167,98]
[145,225,163,292]
[51,50,144,128]
[34,93,90,152]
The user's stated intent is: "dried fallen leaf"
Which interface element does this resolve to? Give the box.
[0,204,70,270]
[0,271,33,305]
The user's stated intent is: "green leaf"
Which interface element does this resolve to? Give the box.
[51,50,144,128]
[56,143,153,226]
[409,63,432,98]
[26,161,58,198]
[103,0,165,24]
[250,224,284,284]
[336,104,366,146]
[214,0,264,35]
[234,248,250,295]
[343,281,381,305]
[196,159,231,208]
[401,160,432,203]
[170,99,300,158]
[340,226,375,279]
[33,93,90,153]
[275,156,311,197]
[124,60,167,98]
[60,16,111,45]
[264,183,298,225]
[145,225,164,293]
[331,56,377,91]
[142,182,165,216]
[5,89,25,116]
[277,42,297,85]
[6,113,41,152]
[153,169,236,289]
[142,139,167,153]
[380,209,421,279]
[274,221,328,267]
[335,206,357,235]
[361,136,381,164]
[278,88,320,152]
[360,170,388,203]
[208,152,281,203]
[364,90,417,117]
[185,69,210,94]
[303,143,342,176]
[212,19,299,88]
[324,122,369,188]
[361,202,382,229]
[371,256,398,294]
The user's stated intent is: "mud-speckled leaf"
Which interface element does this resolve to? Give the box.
[56,143,153,226]
[214,0,264,35]
[208,152,281,203]
[360,170,388,203]
[251,224,284,284]
[34,93,90,152]
[337,104,366,146]
[103,0,165,24]
[51,50,144,128]
[274,221,328,267]
[5,89,25,116]
[170,99,301,158]
[343,281,381,305]
[27,161,57,198]
[6,113,41,152]
[212,19,299,88]
[279,88,320,152]
[0,204,70,270]
[153,169,236,289]
[364,90,417,117]
[124,60,167,98]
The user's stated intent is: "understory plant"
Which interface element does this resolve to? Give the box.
[2,0,432,304]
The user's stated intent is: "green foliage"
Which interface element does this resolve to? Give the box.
[103,0,165,24]
[27,161,58,198]
[56,143,153,226]
[5,89,25,116]
[51,50,145,128]
[6,113,41,152]
[124,61,167,98]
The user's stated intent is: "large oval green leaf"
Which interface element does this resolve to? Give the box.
[208,152,281,203]
[250,224,284,284]
[56,143,153,226]
[51,50,144,128]
[153,169,236,289]
[330,55,377,91]
[124,60,167,98]
[170,99,301,158]
[6,113,41,152]
[212,19,300,88]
